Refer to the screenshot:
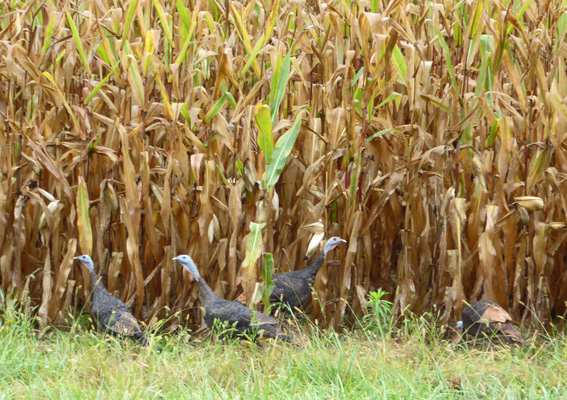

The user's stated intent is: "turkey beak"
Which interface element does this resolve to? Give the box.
[172,257,179,262]
[340,239,347,244]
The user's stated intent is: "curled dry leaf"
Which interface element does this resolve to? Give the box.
[513,196,545,211]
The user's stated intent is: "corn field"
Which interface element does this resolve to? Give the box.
[1,0,567,331]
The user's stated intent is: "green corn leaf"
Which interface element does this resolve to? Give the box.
[255,103,274,163]
[42,17,55,57]
[243,222,265,269]
[65,10,92,75]
[215,163,230,186]
[174,7,198,65]
[392,46,406,84]
[76,176,93,255]
[270,50,291,125]
[351,67,365,87]
[180,103,191,125]
[84,63,120,104]
[240,34,265,78]
[42,72,80,135]
[142,31,155,76]
[226,92,237,109]
[151,0,174,48]
[177,0,191,39]
[262,111,303,191]
[434,29,458,94]
[154,70,173,120]
[231,3,261,77]
[122,42,145,106]
[121,0,140,50]
[376,92,402,109]
[205,93,227,122]
[262,253,275,315]
[365,129,393,143]
[236,160,244,175]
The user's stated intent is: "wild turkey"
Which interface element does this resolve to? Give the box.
[74,255,148,346]
[270,237,347,311]
[457,300,524,345]
[173,254,296,345]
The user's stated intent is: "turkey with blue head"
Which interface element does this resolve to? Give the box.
[269,236,346,312]
[74,255,148,346]
[173,254,297,345]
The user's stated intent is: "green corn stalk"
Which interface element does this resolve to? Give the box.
[262,253,275,315]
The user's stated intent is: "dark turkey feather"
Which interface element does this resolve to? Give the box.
[270,237,346,312]
[75,256,148,346]
[460,300,524,345]
[270,253,325,311]
[174,255,296,345]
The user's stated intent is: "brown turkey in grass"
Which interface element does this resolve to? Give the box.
[457,300,524,345]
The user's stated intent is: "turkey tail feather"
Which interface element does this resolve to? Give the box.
[491,322,524,345]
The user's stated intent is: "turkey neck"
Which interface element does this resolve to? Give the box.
[89,269,109,300]
[195,277,218,304]
[301,251,326,284]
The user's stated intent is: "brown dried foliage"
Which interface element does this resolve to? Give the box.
[0,0,566,331]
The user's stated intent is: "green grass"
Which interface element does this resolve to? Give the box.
[1,307,567,399]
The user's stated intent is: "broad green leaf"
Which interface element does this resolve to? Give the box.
[351,67,365,87]
[354,88,363,112]
[236,160,244,175]
[371,0,379,12]
[97,19,120,81]
[42,16,55,57]
[76,176,93,255]
[392,46,406,84]
[485,120,499,147]
[177,0,191,39]
[180,103,192,125]
[465,1,484,44]
[255,103,274,163]
[262,111,303,191]
[142,31,155,76]
[269,50,292,125]
[435,29,458,94]
[205,93,227,122]
[42,72,81,137]
[121,0,140,50]
[261,253,275,315]
[226,92,237,109]
[230,3,261,77]
[151,0,174,48]
[376,92,402,109]
[240,0,280,76]
[122,42,145,106]
[154,70,173,120]
[65,10,91,75]
[365,129,393,143]
[263,0,281,46]
[84,68,115,104]
[242,222,265,269]
[240,34,265,77]
[174,7,198,65]
[215,163,229,186]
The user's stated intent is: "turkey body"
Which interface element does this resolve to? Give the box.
[461,300,524,345]
[174,255,295,344]
[89,269,148,345]
[269,237,346,312]
[270,253,324,311]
